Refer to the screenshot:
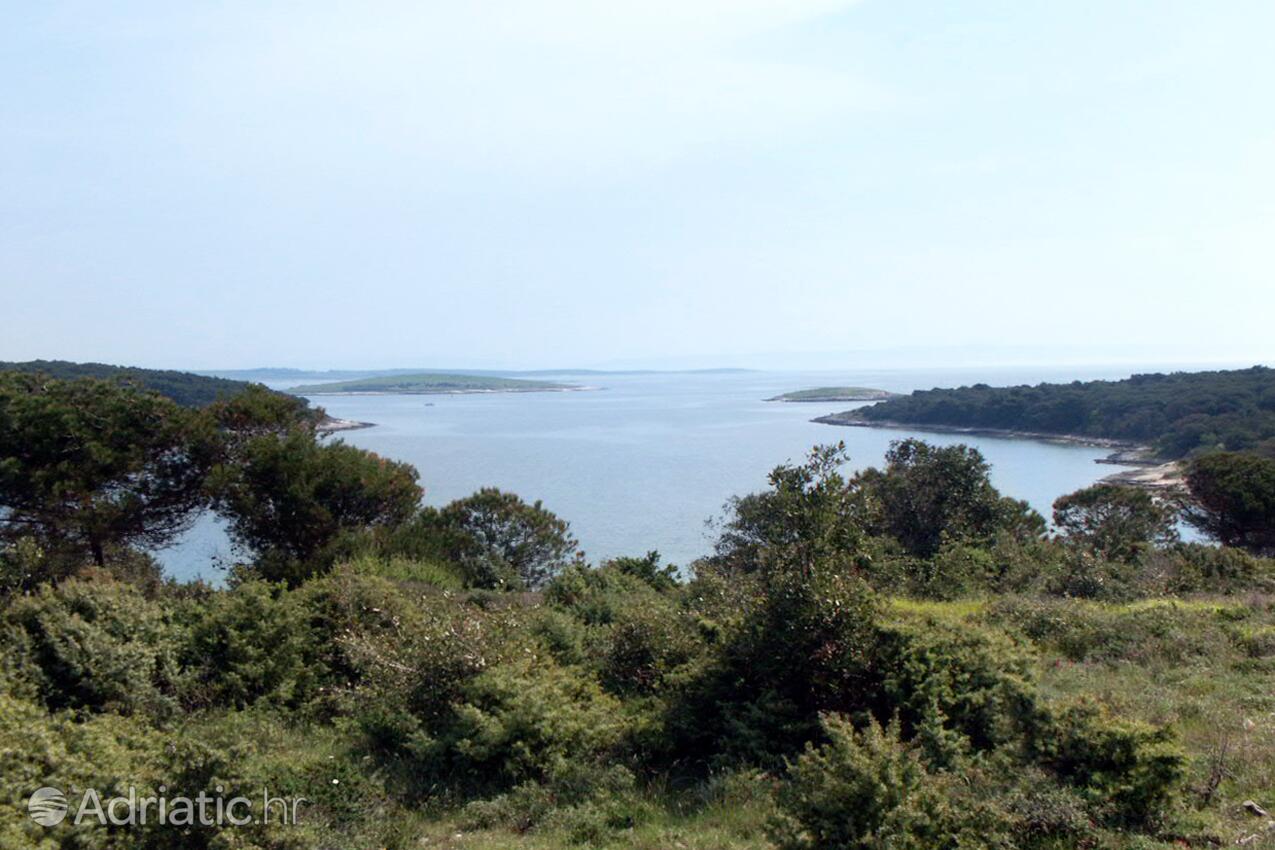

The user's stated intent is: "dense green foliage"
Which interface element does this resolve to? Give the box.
[208,429,423,583]
[847,366,1275,458]
[0,373,216,568]
[1183,451,1275,555]
[6,371,1275,848]
[1052,483,1179,562]
[0,359,271,408]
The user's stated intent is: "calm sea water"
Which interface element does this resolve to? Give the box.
[160,366,1155,583]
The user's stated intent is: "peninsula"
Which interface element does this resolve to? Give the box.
[767,386,896,403]
[812,366,1275,461]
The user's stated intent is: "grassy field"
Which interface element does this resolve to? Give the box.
[288,372,579,395]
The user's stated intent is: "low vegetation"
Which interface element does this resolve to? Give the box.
[3,367,1275,849]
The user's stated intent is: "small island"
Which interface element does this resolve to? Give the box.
[288,372,583,396]
[767,386,896,403]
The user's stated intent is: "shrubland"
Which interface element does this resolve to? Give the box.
[3,372,1275,848]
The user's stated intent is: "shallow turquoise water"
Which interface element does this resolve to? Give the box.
[161,366,1149,583]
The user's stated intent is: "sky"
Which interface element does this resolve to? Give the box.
[2,1,1273,371]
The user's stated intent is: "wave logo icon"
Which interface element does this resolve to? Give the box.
[28,787,68,826]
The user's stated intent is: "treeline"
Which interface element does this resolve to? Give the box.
[851,366,1275,458]
[0,359,290,409]
[4,372,1275,849]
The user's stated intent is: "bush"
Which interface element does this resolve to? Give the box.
[545,561,655,626]
[178,581,313,709]
[771,714,1009,850]
[663,557,879,768]
[599,600,702,696]
[460,761,639,840]
[1029,700,1185,828]
[1,576,181,717]
[415,656,624,794]
[0,692,157,850]
[869,617,1037,759]
[438,489,581,589]
[1151,542,1275,594]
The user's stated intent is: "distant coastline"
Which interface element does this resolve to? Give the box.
[813,412,1186,490]
[767,386,897,403]
[288,372,586,396]
[300,386,596,397]
[811,411,1137,449]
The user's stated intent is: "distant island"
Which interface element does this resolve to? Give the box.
[288,372,583,396]
[767,386,896,403]
[205,366,756,381]
[814,366,1275,460]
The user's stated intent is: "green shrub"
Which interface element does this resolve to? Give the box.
[346,553,464,590]
[545,561,657,625]
[1029,700,1185,828]
[528,607,592,667]
[1,576,180,717]
[460,761,639,838]
[771,714,1009,850]
[1152,542,1275,594]
[870,617,1037,759]
[0,692,157,850]
[599,598,703,696]
[1045,549,1141,601]
[349,600,517,763]
[603,551,680,593]
[415,656,624,793]
[178,581,313,709]
[293,566,420,684]
[665,557,879,768]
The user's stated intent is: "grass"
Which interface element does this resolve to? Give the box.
[344,553,466,590]
[415,774,779,850]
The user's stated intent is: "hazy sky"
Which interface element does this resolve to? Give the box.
[3,1,1272,370]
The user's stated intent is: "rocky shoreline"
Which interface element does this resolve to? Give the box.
[317,416,376,433]
[767,389,897,403]
[811,412,1136,449]
[812,413,1185,491]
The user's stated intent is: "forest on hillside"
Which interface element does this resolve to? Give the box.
[0,360,266,408]
[844,366,1275,458]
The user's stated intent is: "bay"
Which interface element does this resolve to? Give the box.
[159,365,1156,583]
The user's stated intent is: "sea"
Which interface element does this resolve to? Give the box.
[159,364,1179,584]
